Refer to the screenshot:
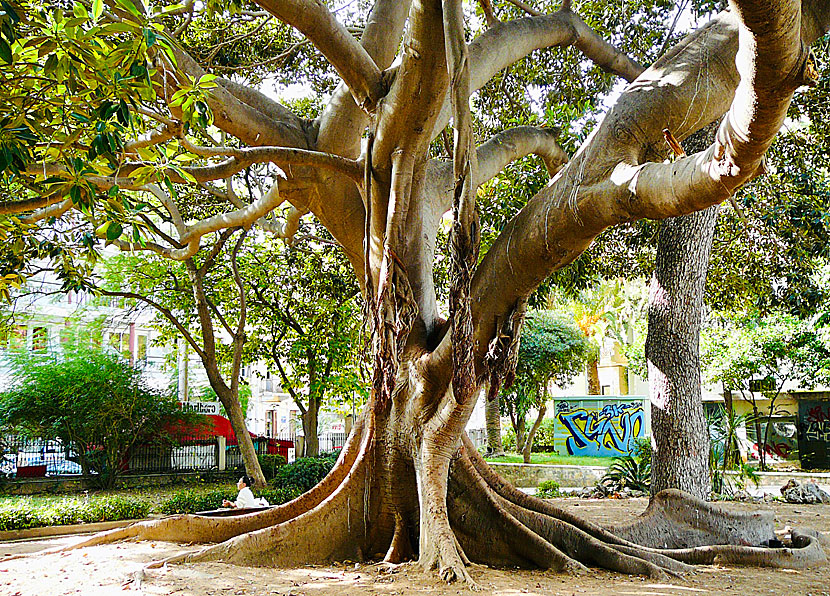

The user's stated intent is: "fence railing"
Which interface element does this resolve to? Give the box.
[1,430,350,478]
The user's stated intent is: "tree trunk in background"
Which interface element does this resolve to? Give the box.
[522,404,547,463]
[485,388,505,456]
[587,358,601,395]
[302,401,320,457]
[514,415,527,455]
[646,205,717,500]
[221,387,267,487]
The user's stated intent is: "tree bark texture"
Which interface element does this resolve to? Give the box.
[587,358,601,395]
[522,403,547,463]
[646,123,719,500]
[484,390,505,456]
[35,0,830,585]
[646,205,718,500]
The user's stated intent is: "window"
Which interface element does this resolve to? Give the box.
[107,332,131,359]
[136,334,147,363]
[1,325,28,351]
[31,327,48,352]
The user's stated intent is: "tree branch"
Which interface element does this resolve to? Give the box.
[255,0,386,112]
[229,230,249,395]
[101,289,207,361]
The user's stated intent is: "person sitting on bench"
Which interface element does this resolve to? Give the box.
[222,475,257,508]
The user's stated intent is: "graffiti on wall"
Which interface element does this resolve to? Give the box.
[555,402,644,457]
[798,401,830,470]
[803,405,830,442]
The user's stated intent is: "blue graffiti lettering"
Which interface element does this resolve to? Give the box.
[557,403,644,457]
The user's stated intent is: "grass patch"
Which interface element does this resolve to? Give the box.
[485,453,609,466]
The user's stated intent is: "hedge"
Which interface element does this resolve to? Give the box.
[0,455,337,530]
[0,495,151,531]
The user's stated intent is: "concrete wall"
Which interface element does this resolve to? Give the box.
[488,463,607,488]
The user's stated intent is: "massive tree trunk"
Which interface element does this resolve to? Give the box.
[646,124,719,500]
[23,0,830,585]
[646,206,718,499]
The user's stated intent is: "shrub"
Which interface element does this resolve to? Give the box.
[258,486,303,506]
[270,456,336,492]
[157,488,237,514]
[257,454,287,480]
[502,428,516,452]
[601,455,651,493]
[536,479,560,499]
[631,437,652,467]
[531,419,558,452]
[157,484,303,514]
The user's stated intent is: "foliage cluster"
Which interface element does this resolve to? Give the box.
[269,455,337,492]
[601,438,653,493]
[535,479,561,499]
[500,311,588,459]
[600,456,651,493]
[256,453,287,481]
[0,348,203,488]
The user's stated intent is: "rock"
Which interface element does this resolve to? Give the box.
[782,479,830,504]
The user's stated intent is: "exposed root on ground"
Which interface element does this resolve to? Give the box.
[148,416,381,569]
[14,423,826,582]
[5,415,369,562]
[453,438,827,573]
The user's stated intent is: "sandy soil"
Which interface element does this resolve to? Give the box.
[0,498,828,596]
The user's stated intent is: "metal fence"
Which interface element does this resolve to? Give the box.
[466,428,487,451]
[1,430,350,478]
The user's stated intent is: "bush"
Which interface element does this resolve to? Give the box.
[536,479,560,499]
[531,419,558,452]
[157,488,236,514]
[158,484,303,514]
[502,428,516,452]
[601,456,651,493]
[0,495,151,531]
[270,456,336,492]
[631,437,652,467]
[257,454,287,480]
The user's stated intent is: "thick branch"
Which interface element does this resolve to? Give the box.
[177,137,364,182]
[255,0,385,111]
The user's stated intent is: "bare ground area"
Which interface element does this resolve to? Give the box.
[0,498,828,596]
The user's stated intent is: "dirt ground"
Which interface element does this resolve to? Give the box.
[0,498,828,596]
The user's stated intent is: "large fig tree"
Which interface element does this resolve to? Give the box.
[2,0,829,585]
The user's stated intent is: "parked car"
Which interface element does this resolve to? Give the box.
[46,459,83,475]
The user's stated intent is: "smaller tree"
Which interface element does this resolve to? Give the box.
[0,348,200,487]
[500,311,588,463]
[244,232,364,457]
[701,312,830,470]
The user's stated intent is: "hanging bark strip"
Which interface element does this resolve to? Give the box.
[444,0,478,406]
[484,298,527,402]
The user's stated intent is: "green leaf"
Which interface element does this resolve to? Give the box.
[72,2,88,19]
[142,28,156,48]
[92,0,104,21]
[106,221,123,241]
[0,37,11,64]
[115,0,143,19]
